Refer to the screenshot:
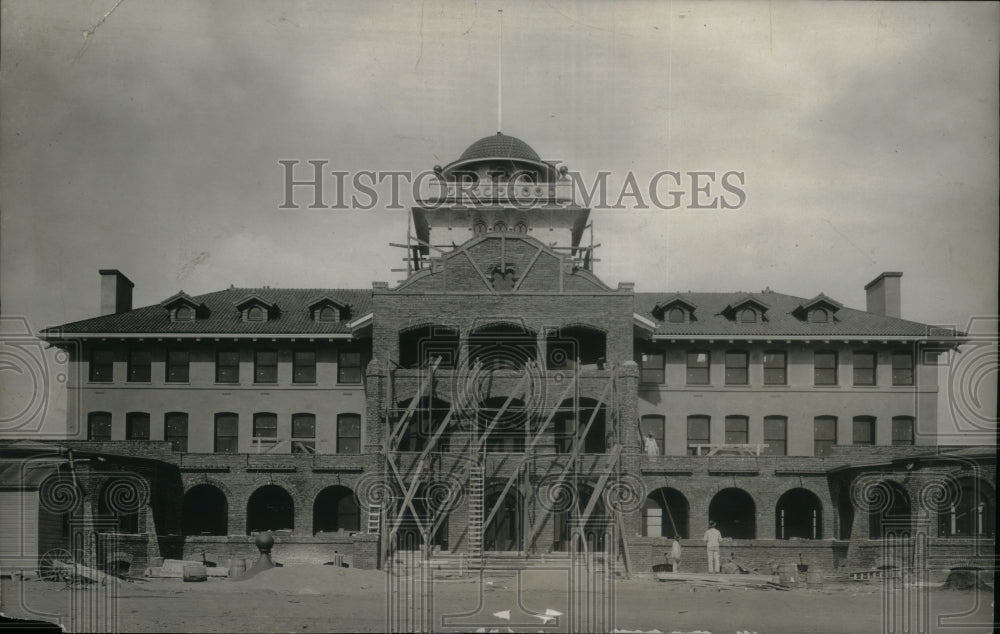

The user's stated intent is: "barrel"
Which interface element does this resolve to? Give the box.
[228,558,246,578]
[806,569,824,588]
[182,563,207,582]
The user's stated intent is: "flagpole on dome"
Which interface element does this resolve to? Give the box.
[497,9,503,134]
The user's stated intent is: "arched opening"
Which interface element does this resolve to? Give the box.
[246,485,294,535]
[869,481,911,539]
[399,325,459,369]
[775,488,823,539]
[554,485,609,552]
[182,485,228,536]
[393,396,451,452]
[479,396,527,452]
[313,486,360,535]
[394,485,448,551]
[97,479,140,534]
[938,478,995,538]
[837,486,855,540]
[545,326,607,370]
[553,398,607,454]
[643,488,689,538]
[484,487,521,551]
[708,488,756,539]
[468,323,538,370]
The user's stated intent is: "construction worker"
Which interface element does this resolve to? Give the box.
[704,521,722,573]
[643,433,659,456]
[670,537,682,572]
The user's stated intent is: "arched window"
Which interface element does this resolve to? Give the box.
[318,305,339,322]
[98,479,140,534]
[938,478,995,538]
[545,325,606,370]
[246,485,294,534]
[313,486,360,534]
[643,488,689,538]
[175,305,195,321]
[484,488,521,551]
[709,488,755,539]
[739,308,757,323]
[468,323,538,370]
[399,325,459,369]
[668,307,686,323]
[776,488,822,539]
[247,305,265,321]
[183,485,228,536]
[810,308,829,323]
[869,481,911,539]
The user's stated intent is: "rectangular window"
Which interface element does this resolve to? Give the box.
[686,351,710,385]
[763,351,786,385]
[724,351,748,385]
[293,350,317,383]
[127,349,151,382]
[724,415,748,444]
[292,413,316,453]
[639,351,665,384]
[87,412,112,441]
[639,415,665,456]
[164,413,188,452]
[214,413,239,453]
[125,412,150,440]
[686,415,710,455]
[763,416,787,456]
[892,416,914,446]
[166,350,190,383]
[89,349,114,382]
[253,412,278,438]
[853,351,876,386]
[892,352,914,386]
[814,416,837,456]
[216,350,240,383]
[814,351,838,386]
[853,416,876,446]
[337,413,361,454]
[254,350,278,384]
[338,350,362,384]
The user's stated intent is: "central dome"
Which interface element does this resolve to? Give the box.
[459,133,541,162]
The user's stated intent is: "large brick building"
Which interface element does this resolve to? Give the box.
[8,132,993,576]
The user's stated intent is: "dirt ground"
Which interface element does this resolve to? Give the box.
[1,566,995,633]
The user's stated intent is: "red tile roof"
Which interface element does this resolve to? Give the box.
[42,288,372,336]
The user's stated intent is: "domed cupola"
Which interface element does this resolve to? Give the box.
[441,132,557,183]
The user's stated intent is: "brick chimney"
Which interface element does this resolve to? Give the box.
[864,272,902,318]
[99,269,134,315]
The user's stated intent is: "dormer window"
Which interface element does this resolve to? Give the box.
[794,294,842,323]
[235,294,277,323]
[307,296,350,323]
[161,292,204,322]
[723,296,769,323]
[653,296,697,324]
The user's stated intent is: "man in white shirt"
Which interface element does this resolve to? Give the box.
[643,433,659,456]
[703,521,722,573]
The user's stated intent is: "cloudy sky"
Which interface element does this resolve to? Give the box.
[1,1,997,436]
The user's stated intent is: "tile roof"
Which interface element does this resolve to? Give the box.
[43,288,372,335]
[635,291,948,337]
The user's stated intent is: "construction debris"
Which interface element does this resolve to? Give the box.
[655,571,788,591]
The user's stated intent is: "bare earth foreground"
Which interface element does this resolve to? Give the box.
[2,565,995,633]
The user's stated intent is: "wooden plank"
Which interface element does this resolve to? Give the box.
[655,572,779,584]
